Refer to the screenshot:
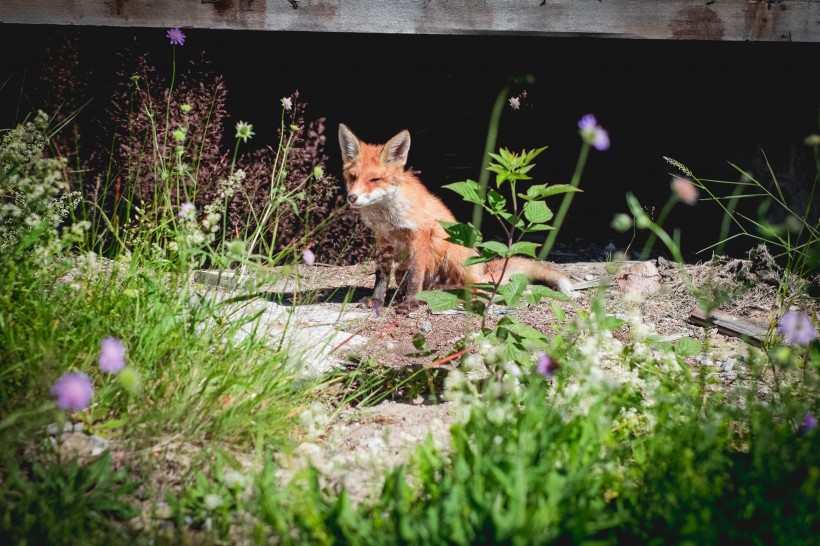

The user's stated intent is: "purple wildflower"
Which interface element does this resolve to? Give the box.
[536,353,560,380]
[798,413,817,435]
[509,97,521,110]
[302,248,316,266]
[281,96,293,112]
[372,301,380,318]
[167,28,186,46]
[99,338,126,374]
[578,113,610,151]
[52,372,94,412]
[777,311,818,346]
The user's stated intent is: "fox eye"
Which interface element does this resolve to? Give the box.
[370,177,383,183]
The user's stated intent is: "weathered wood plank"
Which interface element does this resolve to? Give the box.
[1,1,818,42]
[688,308,769,347]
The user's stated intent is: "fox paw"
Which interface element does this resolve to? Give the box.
[394,299,421,315]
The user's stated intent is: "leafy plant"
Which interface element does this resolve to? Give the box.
[0,452,139,546]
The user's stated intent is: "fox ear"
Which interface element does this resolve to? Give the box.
[338,124,361,163]
[381,130,411,167]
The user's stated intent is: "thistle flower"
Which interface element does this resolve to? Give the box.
[235,121,255,143]
[166,28,186,46]
[52,372,94,412]
[671,176,699,206]
[302,248,316,266]
[99,338,126,374]
[281,96,293,111]
[578,114,610,151]
[777,311,818,346]
[536,352,560,380]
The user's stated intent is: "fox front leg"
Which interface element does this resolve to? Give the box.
[371,239,394,306]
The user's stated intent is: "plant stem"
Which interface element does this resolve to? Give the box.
[472,85,509,232]
[639,194,677,260]
[538,142,590,260]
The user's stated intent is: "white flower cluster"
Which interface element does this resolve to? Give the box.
[1,111,85,265]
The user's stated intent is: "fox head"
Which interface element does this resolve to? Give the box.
[338,124,411,208]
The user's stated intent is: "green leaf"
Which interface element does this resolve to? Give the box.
[415,290,461,312]
[443,180,485,204]
[464,255,491,266]
[477,241,510,258]
[674,337,703,357]
[520,223,555,233]
[535,184,583,199]
[487,189,507,211]
[522,184,548,200]
[508,241,539,257]
[523,285,569,304]
[441,221,482,248]
[500,273,529,306]
[523,200,554,224]
[412,333,427,350]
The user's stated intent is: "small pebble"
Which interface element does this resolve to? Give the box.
[46,423,60,436]
[420,320,432,333]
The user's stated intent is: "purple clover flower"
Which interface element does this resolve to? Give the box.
[777,311,818,346]
[536,352,560,380]
[167,28,186,46]
[578,113,610,151]
[798,413,817,435]
[99,338,126,374]
[52,372,94,412]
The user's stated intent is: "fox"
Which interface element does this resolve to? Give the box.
[338,123,574,312]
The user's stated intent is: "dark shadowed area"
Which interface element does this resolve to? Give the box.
[1,23,818,260]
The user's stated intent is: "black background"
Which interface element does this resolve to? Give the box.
[1,23,818,259]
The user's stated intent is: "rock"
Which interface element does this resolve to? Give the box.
[153,502,173,520]
[420,320,432,333]
[615,261,662,297]
[46,423,59,436]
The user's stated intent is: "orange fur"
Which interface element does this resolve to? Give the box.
[338,124,573,311]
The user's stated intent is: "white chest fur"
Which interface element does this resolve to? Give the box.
[357,186,418,234]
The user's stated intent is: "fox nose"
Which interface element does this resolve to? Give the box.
[347,194,357,205]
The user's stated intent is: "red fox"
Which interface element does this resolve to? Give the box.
[338,124,574,311]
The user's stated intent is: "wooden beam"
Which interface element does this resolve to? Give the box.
[688,308,769,347]
[1,1,818,42]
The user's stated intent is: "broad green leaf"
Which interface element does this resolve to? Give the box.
[523,285,570,304]
[464,255,491,266]
[523,184,548,200]
[487,189,507,211]
[508,241,539,257]
[415,290,460,312]
[500,273,529,306]
[674,337,703,357]
[477,241,510,257]
[535,184,583,199]
[441,221,481,248]
[519,223,555,233]
[443,180,484,204]
[523,200,554,224]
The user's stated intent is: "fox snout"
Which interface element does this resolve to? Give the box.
[347,193,359,205]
